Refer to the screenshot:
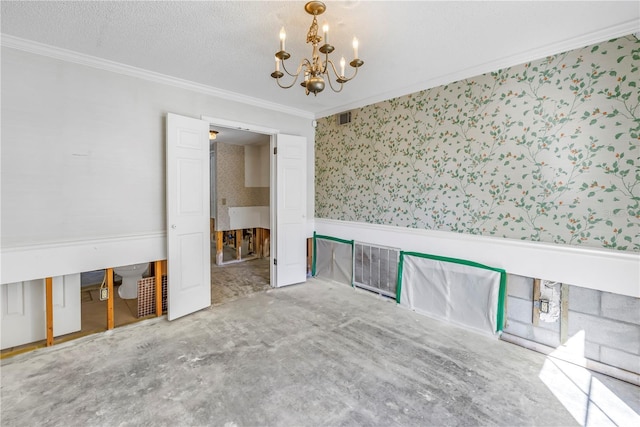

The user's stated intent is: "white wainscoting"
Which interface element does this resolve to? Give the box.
[0,232,166,285]
[228,206,270,230]
[315,218,640,298]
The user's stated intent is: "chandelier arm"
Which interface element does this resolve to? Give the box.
[324,59,341,79]
[319,52,329,75]
[281,58,309,78]
[325,73,344,93]
[338,63,360,83]
[274,73,302,89]
[322,59,344,93]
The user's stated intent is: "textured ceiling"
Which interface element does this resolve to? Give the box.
[2,1,639,118]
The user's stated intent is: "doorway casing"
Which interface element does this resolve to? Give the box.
[201,115,308,289]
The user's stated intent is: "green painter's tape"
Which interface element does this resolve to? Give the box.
[399,251,507,332]
[314,234,354,246]
[312,232,317,277]
[496,272,507,331]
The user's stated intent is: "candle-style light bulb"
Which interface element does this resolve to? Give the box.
[279,27,286,51]
[322,22,329,44]
[340,56,346,77]
[352,37,359,59]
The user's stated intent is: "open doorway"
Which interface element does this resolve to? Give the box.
[208,125,272,305]
[202,116,308,290]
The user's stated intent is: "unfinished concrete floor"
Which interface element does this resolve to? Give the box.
[210,257,270,306]
[1,279,638,426]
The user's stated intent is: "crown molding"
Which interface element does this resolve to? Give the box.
[0,34,315,120]
[315,19,640,118]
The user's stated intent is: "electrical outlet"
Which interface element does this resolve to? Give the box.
[540,299,550,314]
[100,288,109,301]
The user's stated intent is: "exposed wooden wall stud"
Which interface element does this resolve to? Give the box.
[107,268,114,330]
[236,229,243,260]
[532,278,541,327]
[307,238,313,275]
[155,260,163,317]
[45,277,54,346]
[256,228,263,258]
[216,231,223,265]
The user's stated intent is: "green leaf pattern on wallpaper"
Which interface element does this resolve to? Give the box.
[315,35,640,251]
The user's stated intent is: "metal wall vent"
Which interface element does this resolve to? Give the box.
[354,242,399,298]
[337,111,352,125]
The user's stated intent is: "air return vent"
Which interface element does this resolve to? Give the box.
[354,242,399,298]
[337,111,352,125]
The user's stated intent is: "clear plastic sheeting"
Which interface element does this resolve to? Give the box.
[313,235,354,287]
[398,253,506,334]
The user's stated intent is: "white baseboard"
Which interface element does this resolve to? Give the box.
[314,218,640,298]
[0,232,166,284]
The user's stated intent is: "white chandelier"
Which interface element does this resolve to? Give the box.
[270,1,364,96]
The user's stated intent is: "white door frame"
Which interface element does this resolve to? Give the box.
[201,116,279,286]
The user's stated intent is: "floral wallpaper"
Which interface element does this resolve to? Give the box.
[315,35,639,252]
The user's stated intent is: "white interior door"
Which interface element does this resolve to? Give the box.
[273,134,307,287]
[52,274,81,336]
[0,274,81,350]
[166,113,211,321]
[0,273,81,349]
[0,279,45,349]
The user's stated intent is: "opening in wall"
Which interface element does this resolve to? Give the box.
[353,242,399,299]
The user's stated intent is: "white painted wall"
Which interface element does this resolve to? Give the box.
[0,46,315,284]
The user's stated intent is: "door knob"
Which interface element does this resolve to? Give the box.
[171,224,177,229]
